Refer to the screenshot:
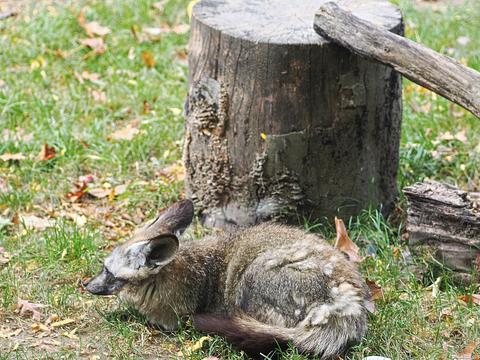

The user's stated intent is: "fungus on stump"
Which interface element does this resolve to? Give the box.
[184,0,404,227]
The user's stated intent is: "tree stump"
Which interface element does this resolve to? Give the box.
[404,181,480,283]
[184,0,404,228]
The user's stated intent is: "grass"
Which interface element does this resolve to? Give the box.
[0,0,479,358]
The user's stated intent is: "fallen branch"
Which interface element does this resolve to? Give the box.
[314,2,480,118]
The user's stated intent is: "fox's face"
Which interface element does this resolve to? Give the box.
[85,200,194,296]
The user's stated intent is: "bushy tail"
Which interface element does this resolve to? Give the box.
[193,312,366,359]
[193,313,292,357]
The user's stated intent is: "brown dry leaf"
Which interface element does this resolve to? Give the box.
[79,37,106,55]
[334,217,361,262]
[157,161,185,182]
[0,153,25,162]
[108,123,140,141]
[18,214,55,230]
[458,294,480,306]
[143,100,151,114]
[16,299,47,321]
[141,51,156,68]
[37,143,56,161]
[82,21,111,37]
[31,322,49,333]
[366,279,384,301]
[454,341,477,360]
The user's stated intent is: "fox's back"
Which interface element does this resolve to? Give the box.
[221,223,368,327]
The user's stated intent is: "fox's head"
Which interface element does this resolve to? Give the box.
[85,199,194,296]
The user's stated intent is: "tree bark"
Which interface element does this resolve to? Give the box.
[404,181,480,283]
[314,2,480,118]
[184,0,403,228]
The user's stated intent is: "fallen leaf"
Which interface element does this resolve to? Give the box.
[37,143,56,161]
[334,217,361,262]
[187,0,200,18]
[175,48,188,64]
[169,107,182,116]
[81,71,101,83]
[0,328,22,339]
[143,100,151,114]
[141,51,156,68]
[157,161,185,182]
[61,328,78,340]
[82,21,111,37]
[89,89,107,103]
[108,123,139,141]
[366,279,383,301]
[0,153,25,161]
[89,184,126,200]
[458,294,480,306]
[16,299,47,321]
[51,318,75,328]
[31,322,49,333]
[79,37,106,55]
[454,341,477,360]
[18,214,55,230]
[178,336,211,357]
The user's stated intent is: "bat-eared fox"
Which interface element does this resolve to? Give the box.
[85,199,370,359]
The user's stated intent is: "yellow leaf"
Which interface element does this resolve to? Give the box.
[50,318,75,328]
[187,0,200,18]
[141,51,156,68]
[169,107,182,116]
[178,336,211,356]
[260,133,267,140]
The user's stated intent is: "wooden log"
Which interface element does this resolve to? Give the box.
[184,0,404,228]
[314,2,480,118]
[403,181,480,283]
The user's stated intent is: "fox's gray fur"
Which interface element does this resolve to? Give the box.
[86,200,370,359]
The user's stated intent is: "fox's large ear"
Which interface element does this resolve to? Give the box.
[122,234,179,271]
[134,199,194,241]
[155,199,194,235]
[144,235,179,267]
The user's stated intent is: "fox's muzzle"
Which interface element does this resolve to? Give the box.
[84,267,126,296]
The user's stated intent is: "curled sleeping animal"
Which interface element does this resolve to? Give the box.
[85,200,370,359]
